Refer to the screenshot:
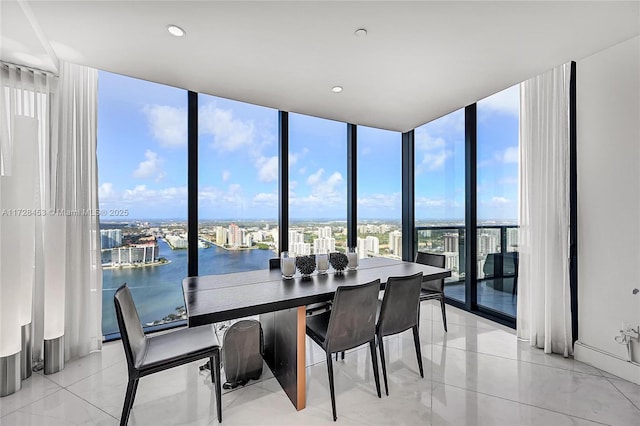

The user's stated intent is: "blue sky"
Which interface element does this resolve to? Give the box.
[97,71,518,222]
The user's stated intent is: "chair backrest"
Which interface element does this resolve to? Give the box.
[415,252,445,292]
[325,279,380,353]
[377,272,423,336]
[269,258,281,270]
[483,253,498,277]
[114,284,147,369]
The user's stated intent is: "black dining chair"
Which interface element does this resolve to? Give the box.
[415,252,448,332]
[376,272,424,396]
[306,279,382,421]
[269,257,332,316]
[114,284,222,425]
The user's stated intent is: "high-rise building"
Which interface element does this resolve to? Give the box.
[388,230,402,258]
[228,223,242,247]
[291,242,311,256]
[444,252,459,272]
[313,237,335,254]
[444,233,459,253]
[216,226,227,245]
[478,232,499,256]
[289,230,304,244]
[365,236,380,255]
[507,228,519,251]
[317,226,332,238]
[100,229,122,249]
[357,237,367,259]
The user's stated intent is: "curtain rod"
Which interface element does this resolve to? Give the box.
[1,60,59,78]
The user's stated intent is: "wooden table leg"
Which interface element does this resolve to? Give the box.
[260,306,306,410]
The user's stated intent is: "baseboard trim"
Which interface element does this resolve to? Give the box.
[574,340,640,384]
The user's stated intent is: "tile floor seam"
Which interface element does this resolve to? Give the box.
[47,359,127,389]
[429,378,613,426]
[430,341,606,378]
[0,387,64,420]
[602,376,640,413]
[62,385,122,423]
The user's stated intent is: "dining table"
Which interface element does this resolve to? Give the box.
[182,256,450,411]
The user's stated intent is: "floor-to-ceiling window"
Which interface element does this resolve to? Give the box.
[197,94,278,274]
[476,85,520,317]
[357,126,401,259]
[98,71,188,338]
[288,114,347,255]
[414,109,466,302]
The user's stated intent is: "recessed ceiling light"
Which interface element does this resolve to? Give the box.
[332,86,343,93]
[354,28,367,37]
[167,25,186,37]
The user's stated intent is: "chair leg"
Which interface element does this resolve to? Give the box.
[326,352,337,421]
[412,325,424,378]
[120,377,139,426]
[341,351,345,360]
[377,334,389,396]
[212,351,222,423]
[369,340,381,399]
[440,297,448,332]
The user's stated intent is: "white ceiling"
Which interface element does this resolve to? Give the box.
[1,1,639,132]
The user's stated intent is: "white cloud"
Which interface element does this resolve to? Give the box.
[490,196,510,205]
[98,182,115,200]
[358,193,401,209]
[414,128,451,173]
[121,185,188,204]
[133,150,165,182]
[415,129,446,152]
[222,170,231,182]
[326,172,343,187]
[199,102,255,152]
[252,192,278,207]
[298,167,306,175]
[142,105,187,147]
[255,156,278,183]
[502,146,519,163]
[415,197,447,208]
[419,151,451,172]
[479,84,519,117]
[307,168,325,186]
[290,170,346,208]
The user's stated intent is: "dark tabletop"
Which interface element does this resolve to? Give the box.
[182,257,451,327]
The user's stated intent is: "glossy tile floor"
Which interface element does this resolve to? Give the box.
[2,302,639,425]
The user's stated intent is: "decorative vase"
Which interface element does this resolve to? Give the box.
[296,255,316,279]
[329,252,348,273]
[347,247,359,270]
[316,253,329,275]
[281,251,295,279]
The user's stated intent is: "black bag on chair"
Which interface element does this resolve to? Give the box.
[222,319,264,389]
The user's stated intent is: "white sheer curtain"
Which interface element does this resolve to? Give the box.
[517,62,572,357]
[1,63,53,363]
[51,61,102,359]
[0,61,101,378]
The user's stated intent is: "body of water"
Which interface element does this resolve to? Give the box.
[102,239,275,336]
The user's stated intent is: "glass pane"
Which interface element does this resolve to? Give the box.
[98,71,187,337]
[476,85,520,317]
[357,126,401,259]
[288,114,347,255]
[414,109,466,302]
[197,94,278,274]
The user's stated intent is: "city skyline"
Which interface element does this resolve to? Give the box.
[97,71,519,221]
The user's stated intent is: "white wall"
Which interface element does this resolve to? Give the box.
[575,36,640,384]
